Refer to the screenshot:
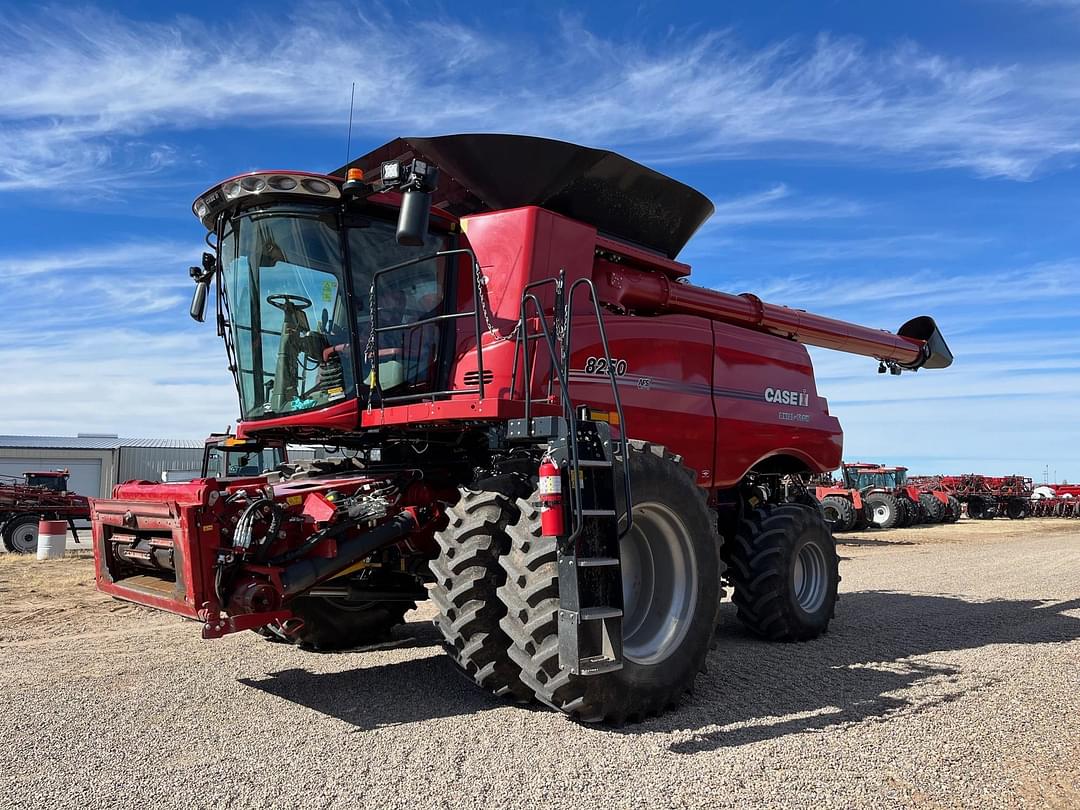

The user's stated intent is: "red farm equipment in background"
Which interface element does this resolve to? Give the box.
[1030,484,1080,517]
[938,474,1033,519]
[88,133,953,723]
[906,475,961,524]
[0,470,90,554]
[839,463,934,528]
[811,476,868,533]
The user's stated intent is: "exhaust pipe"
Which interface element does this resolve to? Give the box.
[279,511,420,597]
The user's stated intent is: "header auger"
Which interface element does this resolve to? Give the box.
[91,133,952,723]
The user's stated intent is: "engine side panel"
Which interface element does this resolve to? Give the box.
[711,323,842,486]
[566,314,717,486]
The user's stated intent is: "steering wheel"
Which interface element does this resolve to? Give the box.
[266,294,312,311]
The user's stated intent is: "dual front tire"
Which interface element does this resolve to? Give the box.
[431,445,840,723]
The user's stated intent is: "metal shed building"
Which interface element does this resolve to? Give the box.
[0,435,205,498]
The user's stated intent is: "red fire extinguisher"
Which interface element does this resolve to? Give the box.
[538,455,565,537]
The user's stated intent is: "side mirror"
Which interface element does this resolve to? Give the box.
[190,279,209,322]
[396,188,432,247]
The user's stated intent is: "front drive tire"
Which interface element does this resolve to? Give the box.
[820,496,856,532]
[919,493,946,523]
[429,486,533,701]
[497,442,721,723]
[724,503,839,641]
[867,493,900,529]
[260,595,414,651]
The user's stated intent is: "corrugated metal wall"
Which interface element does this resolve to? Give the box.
[117,446,204,484]
[0,447,116,498]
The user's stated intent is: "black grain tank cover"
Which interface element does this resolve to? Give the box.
[333,134,715,260]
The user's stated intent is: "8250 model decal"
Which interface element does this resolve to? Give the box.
[583,356,629,375]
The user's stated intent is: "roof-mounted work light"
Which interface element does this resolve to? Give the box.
[376,158,440,246]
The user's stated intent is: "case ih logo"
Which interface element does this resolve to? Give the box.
[764,387,809,407]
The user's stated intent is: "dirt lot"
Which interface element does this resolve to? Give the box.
[1,519,1078,809]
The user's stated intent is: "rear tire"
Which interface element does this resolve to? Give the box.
[867,493,900,529]
[820,496,856,532]
[723,502,838,641]
[919,493,946,523]
[967,496,986,519]
[498,442,721,723]
[262,595,414,650]
[945,496,961,523]
[429,485,532,701]
[2,514,40,554]
[852,506,871,531]
[1006,499,1027,520]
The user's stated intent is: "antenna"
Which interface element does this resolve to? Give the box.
[344,82,356,171]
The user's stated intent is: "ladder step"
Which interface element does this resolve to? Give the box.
[576,557,619,568]
[575,459,613,468]
[579,509,617,517]
[574,655,622,676]
[579,606,623,621]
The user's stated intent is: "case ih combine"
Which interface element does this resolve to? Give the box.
[1,470,89,553]
[89,134,952,722]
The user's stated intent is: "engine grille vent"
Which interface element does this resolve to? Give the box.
[463,370,494,386]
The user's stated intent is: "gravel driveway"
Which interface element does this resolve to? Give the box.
[1,519,1077,809]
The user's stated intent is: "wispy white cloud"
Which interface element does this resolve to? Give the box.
[2,5,1080,193]
[0,242,193,279]
[705,183,865,227]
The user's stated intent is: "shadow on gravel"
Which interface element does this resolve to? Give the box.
[239,626,506,730]
[662,592,1080,753]
[835,536,916,547]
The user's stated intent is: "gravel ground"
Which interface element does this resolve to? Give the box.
[1,518,1078,809]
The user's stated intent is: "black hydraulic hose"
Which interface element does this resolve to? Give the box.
[279,511,419,597]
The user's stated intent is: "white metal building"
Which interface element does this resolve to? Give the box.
[0,435,205,498]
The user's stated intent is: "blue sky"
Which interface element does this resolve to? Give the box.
[1,1,1078,480]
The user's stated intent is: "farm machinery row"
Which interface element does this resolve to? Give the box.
[814,463,959,532]
[817,466,1078,532]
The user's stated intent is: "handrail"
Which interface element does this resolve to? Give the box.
[369,248,487,404]
[565,277,633,538]
[513,273,633,541]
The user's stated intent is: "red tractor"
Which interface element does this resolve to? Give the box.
[812,478,867,533]
[907,475,960,524]
[0,470,90,554]
[89,134,952,723]
[839,463,936,528]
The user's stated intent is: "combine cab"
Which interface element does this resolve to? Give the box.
[90,133,953,722]
[0,470,90,554]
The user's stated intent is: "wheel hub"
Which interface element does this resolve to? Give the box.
[11,523,39,554]
[792,541,828,614]
[620,501,698,666]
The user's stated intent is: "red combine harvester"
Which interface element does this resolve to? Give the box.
[90,134,952,722]
[939,474,1032,519]
[1,470,90,553]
